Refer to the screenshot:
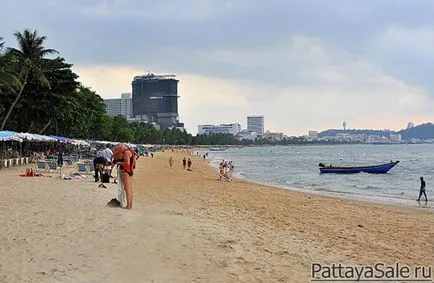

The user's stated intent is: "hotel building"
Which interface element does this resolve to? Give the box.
[247,115,264,135]
[104,93,133,118]
[132,72,180,129]
[198,123,241,135]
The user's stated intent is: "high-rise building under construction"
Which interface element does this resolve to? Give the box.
[132,72,180,128]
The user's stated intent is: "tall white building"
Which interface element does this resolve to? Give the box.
[247,115,264,135]
[198,123,241,135]
[104,93,132,118]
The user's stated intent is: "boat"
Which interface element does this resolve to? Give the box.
[209,147,227,151]
[318,161,399,174]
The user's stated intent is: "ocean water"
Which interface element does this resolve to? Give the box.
[205,144,433,209]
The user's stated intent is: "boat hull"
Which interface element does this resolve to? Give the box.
[319,161,399,174]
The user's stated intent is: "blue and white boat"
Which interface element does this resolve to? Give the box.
[319,161,399,174]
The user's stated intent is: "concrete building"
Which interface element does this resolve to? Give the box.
[389,133,402,142]
[238,129,258,141]
[263,130,286,141]
[308,131,318,139]
[247,115,264,135]
[198,123,241,135]
[132,72,180,128]
[104,93,132,118]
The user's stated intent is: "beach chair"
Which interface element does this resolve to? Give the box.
[63,159,74,166]
[76,162,90,175]
[36,161,48,172]
[47,161,60,172]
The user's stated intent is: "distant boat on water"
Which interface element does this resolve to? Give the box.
[209,147,227,151]
[319,161,399,174]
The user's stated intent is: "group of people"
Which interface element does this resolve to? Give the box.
[93,143,137,210]
[168,156,193,171]
[219,159,234,181]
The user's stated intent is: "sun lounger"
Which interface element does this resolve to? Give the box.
[76,162,89,174]
[36,161,48,172]
[63,159,74,166]
[47,161,60,172]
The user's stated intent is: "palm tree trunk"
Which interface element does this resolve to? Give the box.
[27,120,34,132]
[38,118,52,134]
[0,71,28,130]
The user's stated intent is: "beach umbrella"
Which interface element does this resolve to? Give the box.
[17,132,57,142]
[0,131,23,142]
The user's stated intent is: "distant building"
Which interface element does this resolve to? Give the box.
[247,115,264,135]
[308,131,318,139]
[104,93,132,118]
[238,129,258,141]
[389,133,402,142]
[198,124,241,135]
[264,130,286,141]
[132,72,180,129]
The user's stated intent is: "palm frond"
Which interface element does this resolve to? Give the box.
[0,68,23,89]
[41,48,58,56]
[33,65,50,88]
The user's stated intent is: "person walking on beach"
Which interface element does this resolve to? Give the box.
[417,177,428,202]
[169,156,173,168]
[182,157,186,170]
[187,158,192,171]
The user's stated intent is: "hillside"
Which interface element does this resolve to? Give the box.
[319,123,434,141]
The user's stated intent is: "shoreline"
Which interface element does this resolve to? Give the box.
[1,151,433,282]
[206,153,434,213]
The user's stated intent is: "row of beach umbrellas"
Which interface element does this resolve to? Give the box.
[0,131,89,146]
[0,131,154,149]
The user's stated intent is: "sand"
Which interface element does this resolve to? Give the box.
[0,151,433,282]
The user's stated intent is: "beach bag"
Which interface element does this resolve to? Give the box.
[102,172,110,183]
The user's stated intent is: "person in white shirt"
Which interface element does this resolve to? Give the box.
[101,144,114,163]
[93,144,114,182]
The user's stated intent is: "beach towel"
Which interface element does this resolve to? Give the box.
[117,166,126,207]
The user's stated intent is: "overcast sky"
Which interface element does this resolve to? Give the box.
[2,0,433,135]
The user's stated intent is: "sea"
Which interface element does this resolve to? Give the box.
[204,144,434,210]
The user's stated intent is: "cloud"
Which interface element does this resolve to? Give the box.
[2,0,434,135]
[73,34,433,135]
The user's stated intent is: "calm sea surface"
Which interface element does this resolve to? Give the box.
[205,144,433,209]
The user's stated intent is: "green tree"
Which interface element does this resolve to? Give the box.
[1,29,58,130]
[0,37,22,96]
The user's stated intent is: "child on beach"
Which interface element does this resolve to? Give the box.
[169,156,173,168]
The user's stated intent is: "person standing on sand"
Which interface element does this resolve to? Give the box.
[114,144,136,210]
[417,176,428,202]
[169,156,173,168]
[182,157,186,170]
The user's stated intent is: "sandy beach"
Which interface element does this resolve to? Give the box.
[0,150,433,282]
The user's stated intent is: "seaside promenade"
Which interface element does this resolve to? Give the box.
[0,150,432,282]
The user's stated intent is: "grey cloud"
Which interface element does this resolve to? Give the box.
[1,0,433,92]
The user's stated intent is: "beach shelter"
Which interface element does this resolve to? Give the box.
[49,135,72,144]
[0,131,23,142]
[17,132,57,142]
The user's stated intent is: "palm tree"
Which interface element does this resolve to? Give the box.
[0,29,58,130]
[0,37,22,94]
